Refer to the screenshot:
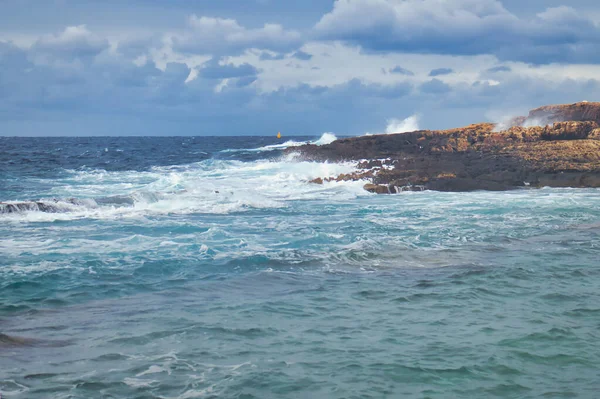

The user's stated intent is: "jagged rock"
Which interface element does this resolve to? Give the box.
[526,102,600,126]
[358,160,383,169]
[541,121,599,140]
[309,177,324,184]
[426,178,513,192]
[364,184,392,194]
[589,129,600,140]
[290,102,600,193]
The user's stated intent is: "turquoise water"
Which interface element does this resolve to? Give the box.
[1,136,600,398]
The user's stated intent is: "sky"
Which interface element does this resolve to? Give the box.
[2,0,600,136]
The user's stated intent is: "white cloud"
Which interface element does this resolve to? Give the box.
[228,42,497,92]
[172,15,302,55]
[30,25,109,61]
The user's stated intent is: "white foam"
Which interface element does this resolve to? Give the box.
[221,132,338,153]
[1,158,365,222]
[123,377,158,388]
[136,365,169,377]
[313,132,337,145]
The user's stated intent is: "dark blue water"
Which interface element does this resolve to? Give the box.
[1,136,600,398]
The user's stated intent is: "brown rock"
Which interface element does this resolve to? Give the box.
[286,102,600,193]
[363,184,392,194]
[526,102,600,126]
[588,128,600,140]
[541,121,598,140]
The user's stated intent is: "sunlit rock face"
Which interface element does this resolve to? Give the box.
[288,102,600,192]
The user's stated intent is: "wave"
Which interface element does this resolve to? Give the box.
[312,132,337,145]
[1,157,365,221]
[0,192,167,215]
[221,132,338,153]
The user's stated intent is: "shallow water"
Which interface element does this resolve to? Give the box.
[1,136,600,398]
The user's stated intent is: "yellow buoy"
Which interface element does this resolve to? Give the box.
[277,132,282,139]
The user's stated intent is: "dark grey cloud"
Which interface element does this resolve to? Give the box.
[420,79,452,94]
[389,66,414,76]
[235,76,258,88]
[199,58,259,79]
[292,50,313,60]
[112,62,162,87]
[487,65,512,73]
[259,51,285,61]
[116,35,164,59]
[429,68,454,77]
[314,0,600,64]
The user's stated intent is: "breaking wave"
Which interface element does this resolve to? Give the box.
[0,157,364,221]
[221,132,338,153]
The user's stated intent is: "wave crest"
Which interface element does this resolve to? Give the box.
[1,158,363,221]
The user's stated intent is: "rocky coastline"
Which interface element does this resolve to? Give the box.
[289,102,600,193]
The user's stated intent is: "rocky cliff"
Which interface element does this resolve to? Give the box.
[288,102,600,192]
[525,102,600,126]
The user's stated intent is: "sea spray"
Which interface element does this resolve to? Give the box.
[385,114,420,134]
[364,114,420,135]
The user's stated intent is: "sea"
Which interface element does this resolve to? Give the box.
[1,135,600,399]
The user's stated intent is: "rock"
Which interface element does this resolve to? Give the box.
[534,172,600,188]
[541,121,598,140]
[363,184,392,194]
[526,102,600,126]
[358,160,383,169]
[290,102,600,193]
[426,178,513,192]
[589,129,600,140]
[309,177,324,184]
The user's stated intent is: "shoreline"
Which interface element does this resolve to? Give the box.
[289,102,600,193]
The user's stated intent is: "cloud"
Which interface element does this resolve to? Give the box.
[487,65,511,73]
[420,78,451,94]
[199,58,259,79]
[292,50,313,61]
[429,68,453,76]
[30,25,109,62]
[314,0,600,64]
[0,40,421,135]
[116,35,164,59]
[0,41,29,71]
[173,15,302,56]
[259,51,285,61]
[6,10,600,137]
[235,76,258,88]
[389,65,414,76]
